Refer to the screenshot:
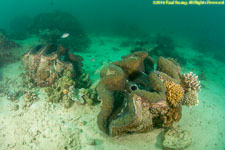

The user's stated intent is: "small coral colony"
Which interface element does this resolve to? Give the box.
[0,11,200,138]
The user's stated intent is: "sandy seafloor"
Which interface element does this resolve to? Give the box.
[0,35,224,150]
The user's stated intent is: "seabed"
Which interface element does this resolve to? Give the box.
[0,35,225,150]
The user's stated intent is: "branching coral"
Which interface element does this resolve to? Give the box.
[181,72,201,92]
[165,80,184,107]
[180,72,200,107]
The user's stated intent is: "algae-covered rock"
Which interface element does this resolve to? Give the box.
[163,128,192,150]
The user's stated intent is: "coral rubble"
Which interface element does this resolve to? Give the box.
[96,51,200,137]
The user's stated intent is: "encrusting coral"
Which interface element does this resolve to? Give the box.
[96,51,198,137]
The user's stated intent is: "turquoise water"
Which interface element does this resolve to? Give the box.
[0,1,225,150]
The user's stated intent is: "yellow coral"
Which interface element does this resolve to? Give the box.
[62,89,69,94]
[165,80,184,107]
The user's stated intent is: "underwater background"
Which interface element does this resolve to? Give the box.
[0,0,224,150]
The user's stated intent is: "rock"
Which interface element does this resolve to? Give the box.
[163,127,192,150]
